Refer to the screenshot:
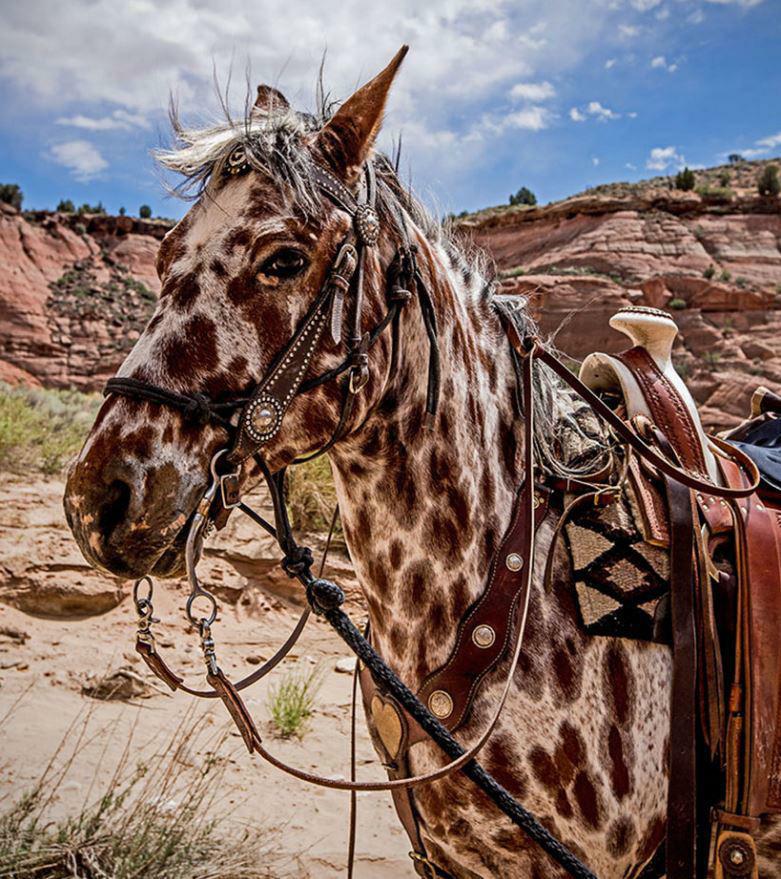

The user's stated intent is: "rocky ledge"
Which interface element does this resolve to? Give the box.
[462,185,781,429]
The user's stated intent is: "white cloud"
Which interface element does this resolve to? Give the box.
[56,109,150,131]
[570,101,629,123]
[604,58,617,70]
[704,0,764,6]
[481,106,553,135]
[0,0,649,185]
[504,106,553,131]
[756,131,781,150]
[736,130,781,158]
[630,0,662,9]
[509,81,556,102]
[0,0,765,191]
[587,100,620,120]
[46,140,108,181]
[656,6,670,19]
[646,145,686,171]
[688,8,705,22]
[592,157,600,166]
[626,162,637,170]
[651,55,678,72]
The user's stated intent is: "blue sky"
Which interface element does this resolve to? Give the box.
[1,0,779,219]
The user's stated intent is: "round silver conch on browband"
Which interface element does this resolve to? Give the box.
[354,202,380,246]
[244,393,284,445]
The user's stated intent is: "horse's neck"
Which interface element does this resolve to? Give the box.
[329,237,524,683]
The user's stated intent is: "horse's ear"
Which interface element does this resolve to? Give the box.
[253,84,290,115]
[315,45,408,184]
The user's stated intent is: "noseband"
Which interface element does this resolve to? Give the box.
[105,159,441,470]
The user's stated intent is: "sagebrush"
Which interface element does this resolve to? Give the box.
[0,709,294,878]
[0,384,100,475]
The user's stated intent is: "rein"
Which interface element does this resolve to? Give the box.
[104,156,761,879]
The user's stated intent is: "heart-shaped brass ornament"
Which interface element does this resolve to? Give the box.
[370,694,403,760]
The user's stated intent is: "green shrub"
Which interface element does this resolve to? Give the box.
[509,186,537,207]
[77,201,106,215]
[119,206,126,216]
[139,204,152,219]
[668,298,687,310]
[703,265,716,279]
[736,276,749,289]
[728,153,744,165]
[720,269,732,282]
[0,713,287,879]
[286,456,340,534]
[56,198,75,213]
[674,360,691,380]
[675,167,696,191]
[703,350,722,366]
[502,266,528,278]
[0,183,23,210]
[0,384,99,475]
[268,664,324,738]
[696,185,734,203]
[757,164,780,197]
[719,171,731,187]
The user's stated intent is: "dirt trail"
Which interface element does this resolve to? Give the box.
[0,477,409,877]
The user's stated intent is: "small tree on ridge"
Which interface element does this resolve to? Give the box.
[509,186,537,207]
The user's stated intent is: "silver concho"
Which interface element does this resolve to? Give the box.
[354,203,380,246]
[244,394,282,444]
[225,145,251,177]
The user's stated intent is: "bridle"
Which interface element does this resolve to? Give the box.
[106,158,441,472]
[103,153,763,879]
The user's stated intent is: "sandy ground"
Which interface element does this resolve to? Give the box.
[0,477,410,877]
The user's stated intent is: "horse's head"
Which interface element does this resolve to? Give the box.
[64,47,410,579]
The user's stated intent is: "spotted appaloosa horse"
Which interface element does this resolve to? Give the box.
[63,50,781,877]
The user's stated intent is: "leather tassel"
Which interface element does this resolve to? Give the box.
[207,667,263,754]
[136,638,183,692]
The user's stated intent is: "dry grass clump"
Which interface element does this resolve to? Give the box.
[267,663,325,739]
[285,457,341,537]
[0,708,294,878]
[0,384,99,476]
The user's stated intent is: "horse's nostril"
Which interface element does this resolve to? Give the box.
[97,478,132,541]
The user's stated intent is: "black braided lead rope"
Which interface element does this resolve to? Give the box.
[301,579,596,879]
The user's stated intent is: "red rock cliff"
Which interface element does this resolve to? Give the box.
[0,203,168,389]
[463,183,781,429]
[1,167,780,429]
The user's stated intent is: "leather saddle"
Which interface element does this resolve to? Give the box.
[580,309,781,879]
[724,386,781,501]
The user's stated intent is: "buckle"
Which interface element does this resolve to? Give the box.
[220,471,242,509]
[349,365,369,394]
[409,851,439,878]
[331,242,358,279]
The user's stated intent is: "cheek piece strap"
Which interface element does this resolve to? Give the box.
[104,160,440,472]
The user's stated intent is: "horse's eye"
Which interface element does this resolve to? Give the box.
[258,249,308,282]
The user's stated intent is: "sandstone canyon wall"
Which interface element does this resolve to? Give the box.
[0,203,166,389]
[464,183,781,429]
[1,162,779,429]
